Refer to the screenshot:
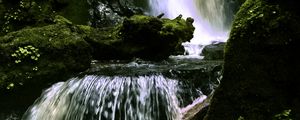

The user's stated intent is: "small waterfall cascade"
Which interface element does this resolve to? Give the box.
[22,74,203,120]
[148,0,229,57]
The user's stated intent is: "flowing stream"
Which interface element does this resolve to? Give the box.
[20,59,222,120]
[1,0,229,119]
[22,75,183,120]
[148,0,229,57]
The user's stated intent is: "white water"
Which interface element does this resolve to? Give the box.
[22,75,204,120]
[149,0,229,57]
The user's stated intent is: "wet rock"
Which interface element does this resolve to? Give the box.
[201,42,225,60]
[205,0,300,119]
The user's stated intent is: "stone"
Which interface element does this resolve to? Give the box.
[201,42,225,60]
[204,0,300,119]
[118,15,195,60]
[0,19,92,96]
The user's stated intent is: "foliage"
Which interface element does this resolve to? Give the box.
[1,45,40,90]
[273,110,292,120]
[238,116,245,120]
[0,20,92,92]
[11,45,40,64]
[6,83,14,90]
[0,0,55,35]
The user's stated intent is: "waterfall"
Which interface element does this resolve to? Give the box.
[22,74,202,120]
[148,0,229,57]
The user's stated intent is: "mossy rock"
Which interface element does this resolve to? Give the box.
[0,22,92,94]
[118,15,195,60]
[84,15,195,61]
[205,0,300,119]
[80,26,132,60]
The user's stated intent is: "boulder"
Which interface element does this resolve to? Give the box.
[205,0,300,119]
[201,42,225,60]
[88,15,195,61]
[118,15,195,60]
[0,16,93,114]
[80,26,132,60]
[0,17,92,107]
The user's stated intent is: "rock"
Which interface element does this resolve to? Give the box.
[0,19,92,108]
[80,26,132,60]
[205,0,300,119]
[164,61,223,98]
[85,15,195,61]
[64,15,195,61]
[201,42,225,60]
[118,15,195,60]
[0,15,97,115]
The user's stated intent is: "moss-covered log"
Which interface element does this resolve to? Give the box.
[89,15,195,61]
[118,15,195,60]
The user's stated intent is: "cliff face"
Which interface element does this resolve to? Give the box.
[205,0,300,119]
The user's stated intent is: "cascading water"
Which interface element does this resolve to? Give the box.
[22,74,204,120]
[148,0,229,57]
[13,1,228,119]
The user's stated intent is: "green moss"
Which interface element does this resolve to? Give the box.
[160,17,194,42]
[53,15,72,25]
[0,0,56,35]
[205,0,300,120]
[117,15,194,60]
[274,109,292,120]
[76,25,92,34]
[129,15,152,23]
[0,21,92,91]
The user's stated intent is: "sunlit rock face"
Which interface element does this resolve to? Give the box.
[205,0,300,119]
